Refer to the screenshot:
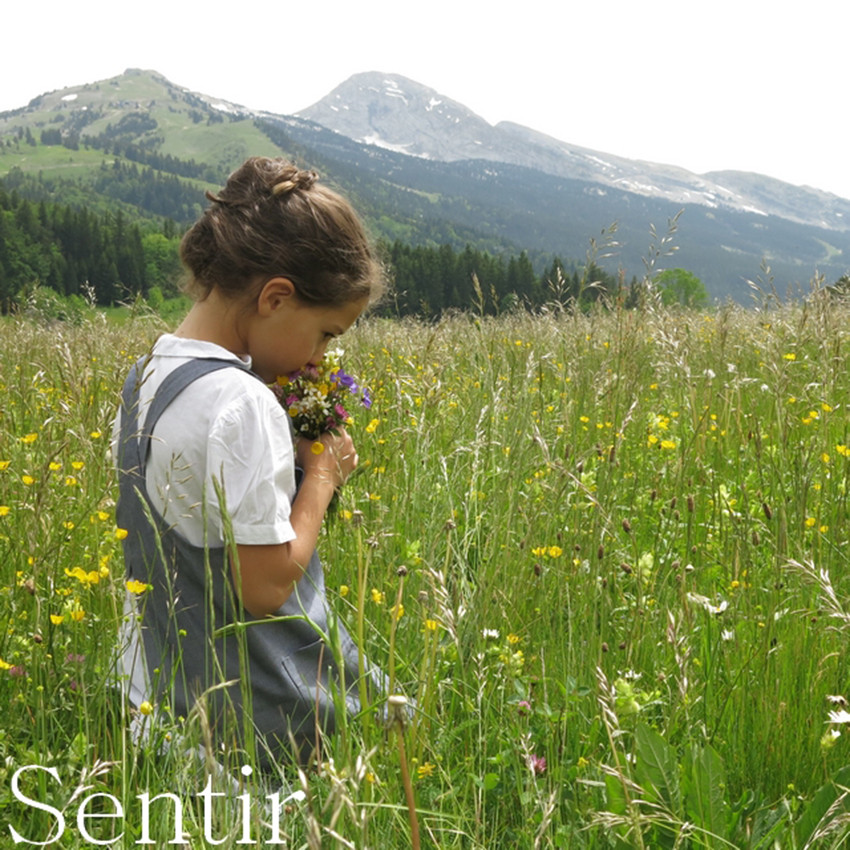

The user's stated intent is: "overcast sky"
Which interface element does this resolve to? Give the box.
[4,0,848,199]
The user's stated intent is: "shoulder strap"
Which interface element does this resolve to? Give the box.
[120,356,263,475]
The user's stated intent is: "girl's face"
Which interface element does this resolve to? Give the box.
[246,278,366,383]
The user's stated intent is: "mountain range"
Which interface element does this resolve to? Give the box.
[1,68,848,302]
[298,73,850,232]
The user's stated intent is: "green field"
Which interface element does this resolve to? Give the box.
[1,295,850,847]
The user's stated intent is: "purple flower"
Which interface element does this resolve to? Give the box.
[65,653,85,664]
[362,388,372,409]
[528,754,547,775]
[332,369,357,391]
[517,700,532,716]
[8,666,26,678]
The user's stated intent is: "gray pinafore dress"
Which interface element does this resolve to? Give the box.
[115,356,368,762]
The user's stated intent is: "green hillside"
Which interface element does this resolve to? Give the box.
[0,69,279,178]
[0,70,286,218]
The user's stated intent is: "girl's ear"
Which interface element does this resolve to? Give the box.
[257,277,296,315]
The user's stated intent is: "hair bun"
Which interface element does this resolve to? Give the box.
[272,168,319,197]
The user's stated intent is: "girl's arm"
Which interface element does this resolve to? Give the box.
[233,428,358,618]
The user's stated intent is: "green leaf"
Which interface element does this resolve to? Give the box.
[634,722,681,811]
[795,765,850,846]
[604,771,629,816]
[482,772,500,791]
[683,743,729,840]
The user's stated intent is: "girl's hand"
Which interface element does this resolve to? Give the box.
[296,427,359,491]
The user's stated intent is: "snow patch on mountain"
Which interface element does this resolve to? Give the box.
[361,133,429,158]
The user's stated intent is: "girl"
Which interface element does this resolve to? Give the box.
[113,157,385,765]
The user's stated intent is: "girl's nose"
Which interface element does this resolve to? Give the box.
[309,341,329,367]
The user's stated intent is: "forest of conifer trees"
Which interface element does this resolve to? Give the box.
[0,175,628,316]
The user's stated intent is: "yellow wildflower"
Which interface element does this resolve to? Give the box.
[65,567,100,586]
[126,580,149,594]
[417,762,436,779]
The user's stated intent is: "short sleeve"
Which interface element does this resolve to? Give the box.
[206,391,297,546]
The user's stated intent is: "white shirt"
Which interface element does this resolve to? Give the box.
[112,334,297,548]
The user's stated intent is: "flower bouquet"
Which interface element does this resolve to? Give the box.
[272,349,372,441]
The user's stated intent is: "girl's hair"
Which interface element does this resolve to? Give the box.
[180,157,385,307]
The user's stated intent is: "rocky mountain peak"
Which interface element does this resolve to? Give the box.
[297,72,510,161]
[296,71,850,233]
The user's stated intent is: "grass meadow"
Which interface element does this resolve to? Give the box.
[2,288,850,848]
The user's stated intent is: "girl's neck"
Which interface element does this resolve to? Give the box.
[174,290,249,355]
